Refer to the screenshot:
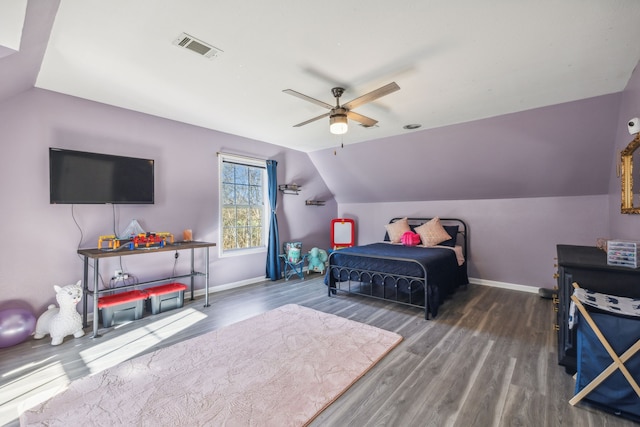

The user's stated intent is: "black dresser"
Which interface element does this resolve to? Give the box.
[555,244,640,374]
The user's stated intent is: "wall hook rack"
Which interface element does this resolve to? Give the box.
[279,184,301,195]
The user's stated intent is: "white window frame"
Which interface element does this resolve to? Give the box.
[218,153,269,258]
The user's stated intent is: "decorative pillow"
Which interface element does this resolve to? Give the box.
[415,217,452,247]
[440,225,459,247]
[385,217,411,243]
[401,231,421,246]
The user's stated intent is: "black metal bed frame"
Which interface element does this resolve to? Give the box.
[327,217,468,320]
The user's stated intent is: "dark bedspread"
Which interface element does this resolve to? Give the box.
[326,243,467,317]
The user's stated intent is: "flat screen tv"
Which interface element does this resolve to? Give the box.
[49,148,154,204]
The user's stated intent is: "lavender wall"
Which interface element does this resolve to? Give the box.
[339,196,609,290]
[309,93,622,291]
[609,59,640,238]
[0,89,337,314]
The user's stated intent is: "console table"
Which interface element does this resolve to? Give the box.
[78,241,216,338]
[556,244,640,373]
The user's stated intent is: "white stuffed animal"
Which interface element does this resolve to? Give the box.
[34,281,85,345]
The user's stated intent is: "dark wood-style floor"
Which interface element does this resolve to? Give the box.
[0,276,636,426]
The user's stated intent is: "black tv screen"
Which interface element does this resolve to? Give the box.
[49,148,154,204]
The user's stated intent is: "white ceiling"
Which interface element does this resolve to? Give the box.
[0,0,26,57]
[31,0,640,152]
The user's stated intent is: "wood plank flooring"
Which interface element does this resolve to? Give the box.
[0,276,637,426]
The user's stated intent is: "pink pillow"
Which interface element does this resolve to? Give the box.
[401,231,421,246]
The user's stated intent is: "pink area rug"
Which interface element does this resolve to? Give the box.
[21,304,402,426]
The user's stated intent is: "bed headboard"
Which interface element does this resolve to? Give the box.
[386,217,469,260]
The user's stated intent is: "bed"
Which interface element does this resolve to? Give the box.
[326,217,469,319]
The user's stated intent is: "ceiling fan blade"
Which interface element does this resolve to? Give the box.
[283,89,333,110]
[342,82,400,110]
[302,66,350,90]
[293,112,331,127]
[346,111,378,127]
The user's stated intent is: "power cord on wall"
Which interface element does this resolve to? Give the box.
[112,203,118,236]
[170,251,179,281]
[71,204,107,290]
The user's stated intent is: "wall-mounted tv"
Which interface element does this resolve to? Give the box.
[49,148,155,204]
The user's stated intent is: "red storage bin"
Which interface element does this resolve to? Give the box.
[98,290,147,327]
[144,283,187,314]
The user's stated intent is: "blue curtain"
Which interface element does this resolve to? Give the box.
[266,160,281,280]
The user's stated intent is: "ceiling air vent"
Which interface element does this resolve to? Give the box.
[173,32,222,59]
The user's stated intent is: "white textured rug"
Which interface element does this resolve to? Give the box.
[21,304,402,427]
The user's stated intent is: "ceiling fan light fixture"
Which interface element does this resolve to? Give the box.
[284,82,399,134]
[330,113,348,135]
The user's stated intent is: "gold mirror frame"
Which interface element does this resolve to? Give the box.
[621,133,640,213]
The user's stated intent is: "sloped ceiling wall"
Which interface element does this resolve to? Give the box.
[0,0,59,102]
[309,93,620,203]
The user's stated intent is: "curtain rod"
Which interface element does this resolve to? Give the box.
[216,151,268,163]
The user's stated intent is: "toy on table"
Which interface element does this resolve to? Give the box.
[98,232,174,250]
[307,247,328,274]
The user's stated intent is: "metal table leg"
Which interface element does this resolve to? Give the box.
[190,248,195,301]
[82,255,89,328]
[204,247,210,307]
[92,258,101,338]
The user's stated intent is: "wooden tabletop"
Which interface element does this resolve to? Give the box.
[78,241,216,259]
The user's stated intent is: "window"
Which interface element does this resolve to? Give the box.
[219,154,268,255]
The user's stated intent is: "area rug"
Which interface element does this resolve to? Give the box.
[20,304,402,426]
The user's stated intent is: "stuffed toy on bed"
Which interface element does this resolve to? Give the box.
[401,231,421,246]
[307,247,328,274]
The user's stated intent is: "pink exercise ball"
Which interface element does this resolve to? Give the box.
[0,308,36,348]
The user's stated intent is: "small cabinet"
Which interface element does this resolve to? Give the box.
[556,244,640,374]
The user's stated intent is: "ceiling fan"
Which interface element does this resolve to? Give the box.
[283,82,400,135]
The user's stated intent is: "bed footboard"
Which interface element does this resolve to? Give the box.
[327,251,432,319]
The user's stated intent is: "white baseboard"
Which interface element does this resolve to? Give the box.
[191,275,540,299]
[191,275,267,298]
[469,277,539,294]
[197,267,313,296]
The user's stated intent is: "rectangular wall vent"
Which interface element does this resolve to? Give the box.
[172,32,223,59]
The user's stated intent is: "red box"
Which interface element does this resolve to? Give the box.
[98,290,147,327]
[144,283,187,314]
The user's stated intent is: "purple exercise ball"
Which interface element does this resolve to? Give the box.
[0,308,36,348]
